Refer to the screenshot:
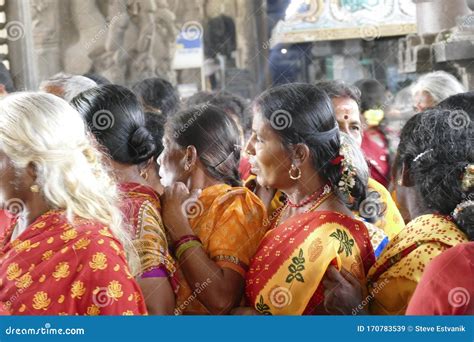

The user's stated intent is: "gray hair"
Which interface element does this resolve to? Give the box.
[412,71,466,105]
[39,72,97,102]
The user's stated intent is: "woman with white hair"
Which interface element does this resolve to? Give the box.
[412,70,466,113]
[0,92,147,315]
[39,73,97,103]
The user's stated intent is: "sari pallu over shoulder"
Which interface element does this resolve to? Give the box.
[246,211,375,315]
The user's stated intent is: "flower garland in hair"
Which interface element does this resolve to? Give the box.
[330,141,357,205]
[451,164,474,220]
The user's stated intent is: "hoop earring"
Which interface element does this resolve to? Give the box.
[289,164,301,180]
[140,170,148,181]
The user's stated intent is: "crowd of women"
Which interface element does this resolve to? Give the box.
[0,70,472,316]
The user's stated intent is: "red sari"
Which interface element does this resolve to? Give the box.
[362,128,390,188]
[406,242,474,315]
[0,210,147,315]
[246,211,375,315]
[0,210,12,238]
[118,183,177,288]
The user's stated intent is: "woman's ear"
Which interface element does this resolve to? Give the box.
[400,160,414,187]
[184,145,198,171]
[142,157,155,172]
[292,143,310,167]
[26,162,38,186]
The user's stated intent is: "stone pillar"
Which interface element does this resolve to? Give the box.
[5,0,39,90]
[415,0,471,35]
[236,0,270,93]
[29,0,61,82]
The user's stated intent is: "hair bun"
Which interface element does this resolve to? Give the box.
[128,126,156,163]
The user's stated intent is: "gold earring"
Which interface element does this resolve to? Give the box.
[30,184,40,193]
[289,164,302,180]
[140,170,148,181]
[184,164,190,171]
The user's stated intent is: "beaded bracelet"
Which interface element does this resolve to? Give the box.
[175,240,202,260]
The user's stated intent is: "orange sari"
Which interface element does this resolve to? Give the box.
[175,184,267,314]
[0,210,147,315]
[246,211,375,315]
[119,183,176,286]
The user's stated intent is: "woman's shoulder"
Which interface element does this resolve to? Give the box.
[203,184,265,211]
[403,214,468,243]
[119,182,161,207]
[285,210,368,229]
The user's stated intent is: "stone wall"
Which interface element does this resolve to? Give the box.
[5,0,267,96]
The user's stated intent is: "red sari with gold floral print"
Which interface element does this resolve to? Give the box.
[0,210,12,238]
[246,211,375,315]
[118,183,177,289]
[0,210,147,315]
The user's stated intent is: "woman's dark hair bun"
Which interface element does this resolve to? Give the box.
[128,126,156,164]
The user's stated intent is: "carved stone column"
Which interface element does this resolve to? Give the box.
[30,0,61,82]
[5,0,38,90]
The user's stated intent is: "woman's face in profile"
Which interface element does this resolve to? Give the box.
[413,90,436,113]
[245,110,292,189]
[157,133,187,188]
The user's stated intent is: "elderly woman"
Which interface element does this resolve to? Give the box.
[158,104,267,315]
[0,92,146,315]
[72,85,176,315]
[412,71,465,113]
[323,108,472,315]
[39,73,97,102]
[238,83,375,315]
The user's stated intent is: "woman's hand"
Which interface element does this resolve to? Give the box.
[161,182,201,241]
[322,266,367,315]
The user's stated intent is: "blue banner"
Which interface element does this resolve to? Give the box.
[0,316,472,342]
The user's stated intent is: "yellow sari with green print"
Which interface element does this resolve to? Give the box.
[245,211,375,315]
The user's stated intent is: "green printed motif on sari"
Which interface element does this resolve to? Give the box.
[286,249,305,284]
[330,229,355,257]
